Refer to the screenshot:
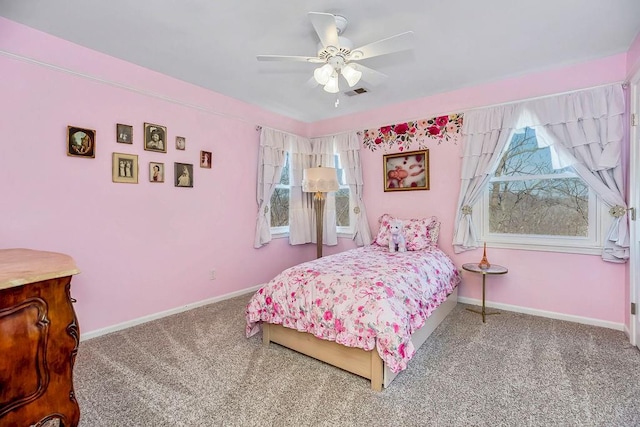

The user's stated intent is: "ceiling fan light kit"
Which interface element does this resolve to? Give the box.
[314,60,362,90]
[341,63,362,87]
[323,72,340,93]
[313,63,334,85]
[257,12,414,95]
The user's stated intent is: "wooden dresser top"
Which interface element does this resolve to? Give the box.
[0,248,80,290]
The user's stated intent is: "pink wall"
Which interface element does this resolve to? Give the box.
[313,55,629,325]
[0,19,316,335]
[1,18,631,336]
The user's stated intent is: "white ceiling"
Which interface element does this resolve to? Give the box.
[2,1,640,123]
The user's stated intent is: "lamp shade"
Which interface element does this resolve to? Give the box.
[313,63,334,85]
[302,167,340,193]
[341,63,362,87]
[323,72,340,93]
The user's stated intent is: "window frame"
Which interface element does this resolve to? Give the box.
[335,154,356,237]
[269,151,355,238]
[472,130,611,255]
[269,152,290,238]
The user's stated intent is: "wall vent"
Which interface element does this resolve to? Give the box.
[344,87,369,96]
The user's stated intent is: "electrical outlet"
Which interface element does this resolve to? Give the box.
[210,269,216,280]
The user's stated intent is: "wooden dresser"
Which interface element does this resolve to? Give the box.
[0,249,81,427]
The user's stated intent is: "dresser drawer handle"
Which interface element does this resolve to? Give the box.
[70,298,77,303]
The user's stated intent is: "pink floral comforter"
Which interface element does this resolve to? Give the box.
[245,245,460,373]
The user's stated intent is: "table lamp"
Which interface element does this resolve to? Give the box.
[302,166,339,258]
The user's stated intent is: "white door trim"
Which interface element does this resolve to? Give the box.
[629,72,640,348]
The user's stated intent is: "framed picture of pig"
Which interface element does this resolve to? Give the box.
[383,149,429,191]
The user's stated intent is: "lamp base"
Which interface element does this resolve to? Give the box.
[314,192,325,258]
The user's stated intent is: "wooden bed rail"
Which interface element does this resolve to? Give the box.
[260,287,458,392]
[262,323,384,391]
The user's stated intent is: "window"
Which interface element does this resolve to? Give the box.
[474,127,609,254]
[334,154,354,235]
[269,151,354,237]
[269,152,289,234]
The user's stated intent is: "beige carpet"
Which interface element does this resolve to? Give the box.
[74,293,640,426]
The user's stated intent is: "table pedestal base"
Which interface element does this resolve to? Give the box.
[461,262,508,324]
[466,307,500,323]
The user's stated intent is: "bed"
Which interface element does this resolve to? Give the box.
[245,215,460,391]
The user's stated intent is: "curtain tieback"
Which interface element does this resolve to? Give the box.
[353,206,361,214]
[609,205,627,218]
[461,205,473,215]
[264,205,269,214]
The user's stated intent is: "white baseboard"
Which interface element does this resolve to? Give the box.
[82,288,624,341]
[457,296,624,331]
[80,284,263,341]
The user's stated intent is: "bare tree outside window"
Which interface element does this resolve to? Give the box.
[334,155,350,228]
[335,188,350,227]
[269,152,352,234]
[489,128,589,237]
[270,153,290,228]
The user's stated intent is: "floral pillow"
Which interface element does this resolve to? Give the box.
[374,213,440,250]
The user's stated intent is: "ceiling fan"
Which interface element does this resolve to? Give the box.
[257,12,414,94]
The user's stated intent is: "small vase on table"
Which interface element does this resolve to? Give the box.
[478,242,491,270]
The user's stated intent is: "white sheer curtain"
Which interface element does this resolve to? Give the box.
[453,84,628,262]
[521,85,628,262]
[253,128,287,248]
[255,128,373,249]
[452,105,520,253]
[288,137,314,245]
[336,132,372,246]
[309,136,338,246]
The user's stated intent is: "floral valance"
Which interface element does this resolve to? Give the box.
[362,113,464,151]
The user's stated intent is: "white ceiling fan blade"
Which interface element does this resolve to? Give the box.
[353,64,388,86]
[349,31,414,60]
[308,12,339,48]
[305,76,320,89]
[257,55,324,63]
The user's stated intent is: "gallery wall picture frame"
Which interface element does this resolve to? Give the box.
[200,151,212,168]
[383,149,429,192]
[149,162,164,183]
[176,136,186,150]
[174,162,193,188]
[116,123,133,144]
[143,122,167,153]
[112,152,139,184]
[67,126,96,158]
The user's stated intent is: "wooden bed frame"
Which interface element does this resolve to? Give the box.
[262,287,458,391]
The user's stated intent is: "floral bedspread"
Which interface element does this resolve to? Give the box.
[245,245,460,373]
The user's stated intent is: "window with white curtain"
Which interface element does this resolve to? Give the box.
[474,127,610,254]
[269,152,289,234]
[334,153,355,235]
[270,151,353,236]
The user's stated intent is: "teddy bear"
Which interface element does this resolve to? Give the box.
[388,219,406,253]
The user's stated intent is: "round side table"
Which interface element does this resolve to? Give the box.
[462,263,508,323]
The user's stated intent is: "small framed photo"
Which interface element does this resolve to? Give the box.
[200,151,212,168]
[149,162,164,183]
[175,162,193,188]
[176,136,186,150]
[144,122,167,153]
[112,152,138,184]
[67,126,96,158]
[383,149,429,191]
[116,124,133,144]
